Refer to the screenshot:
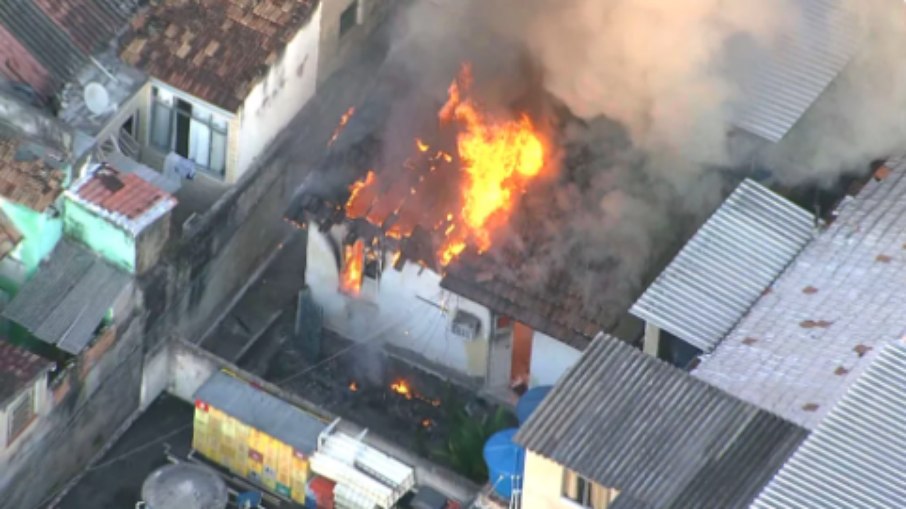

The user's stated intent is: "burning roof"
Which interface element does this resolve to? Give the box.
[287,64,618,348]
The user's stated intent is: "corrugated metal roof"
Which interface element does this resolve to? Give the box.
[692,158,906,430]
[194,371,328,455]
[630,179,814,352]
[515,335,807,509]
[0,0,88,89]
[731,0,862,142]
[751,339,906,509]
[2,240,131,355]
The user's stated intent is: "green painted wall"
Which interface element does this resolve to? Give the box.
[63,198,136,273]
[0,199,63,276]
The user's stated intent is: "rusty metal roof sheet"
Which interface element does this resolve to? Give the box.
[693,158,906,430]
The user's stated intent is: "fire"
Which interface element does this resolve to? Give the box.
[343,63,546,269]
[328,107,356,147]
[340,240,364,295]
[390,379,413,399]
[348,381,359,392]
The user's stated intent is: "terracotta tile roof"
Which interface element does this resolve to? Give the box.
[0,340,51,406]
[120,0,318,112]
[67,163,177,235]
[0,136,66,212]
[441,250,604,350]
[0,209,23,260]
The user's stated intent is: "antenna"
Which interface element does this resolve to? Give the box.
[84,82,111,115]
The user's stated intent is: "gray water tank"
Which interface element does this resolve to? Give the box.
[141,463,229,509]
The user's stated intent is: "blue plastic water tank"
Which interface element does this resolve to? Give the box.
[516,385,553,425]
[483,428,525,499]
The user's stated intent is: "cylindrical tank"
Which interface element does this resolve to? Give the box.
[483,428,525,500]
[141,463,229,509]
[515,385,553,425]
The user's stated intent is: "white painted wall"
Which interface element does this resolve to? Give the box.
[306,224,492,378]
[236,3,322,178]
[529,331,582,388]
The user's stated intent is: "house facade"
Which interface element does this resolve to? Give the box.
[0,341,51,451]
[515,335,807,509]
[299,204,588,394]
[63,162,177,274]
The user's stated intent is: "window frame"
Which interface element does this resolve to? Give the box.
[149,86,229,178]
[339,0,360,38]
[7,386,36,446]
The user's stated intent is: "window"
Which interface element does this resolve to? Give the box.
[7,387,36,445]
[339,0,360,37]
[563,470,616,509]
[150,86,229,177]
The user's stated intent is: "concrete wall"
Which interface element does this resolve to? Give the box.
[236,4,322,179]
[0,290,145,509]
[62,197,136,273]
[306,224,491,379]
[317,0,391,85]
[135,211,171,275]
[529,332,581,388]
[0,198,63,286]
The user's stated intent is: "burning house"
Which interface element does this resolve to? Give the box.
[286,64,624,394]
[280,0,890,403]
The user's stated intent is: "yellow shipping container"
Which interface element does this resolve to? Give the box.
[192,401,312,504]
[193,372,326,505]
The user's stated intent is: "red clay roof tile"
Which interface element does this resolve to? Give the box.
[120,0,318,112]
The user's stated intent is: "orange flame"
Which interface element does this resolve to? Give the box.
[341,63,546,269]
[437,64,545,262]
[390,379,413,399]
[348,381,359,392]
[328,107,356,147]
[340,240,364,295]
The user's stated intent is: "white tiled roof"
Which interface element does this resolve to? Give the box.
[693,157,906,430]
[630,179,814,352]
[731,0,862,142]
[751,339,906,509]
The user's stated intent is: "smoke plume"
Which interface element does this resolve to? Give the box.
[352,0,906,327]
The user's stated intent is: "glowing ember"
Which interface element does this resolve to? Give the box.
[348,381,359,392]
[340,240,364,295]
[390,379,413,399]
[421,418,433,429]
[328,107,356,147]
[342,63,546,269]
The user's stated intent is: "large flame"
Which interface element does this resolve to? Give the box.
[344,63,546,268]
[340,239,364,295]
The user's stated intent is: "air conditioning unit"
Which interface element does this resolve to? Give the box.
[450,309,481,340]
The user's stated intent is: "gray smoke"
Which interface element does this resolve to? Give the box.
[363,0,906,325]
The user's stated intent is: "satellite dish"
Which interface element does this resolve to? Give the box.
[84,82,111,115]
